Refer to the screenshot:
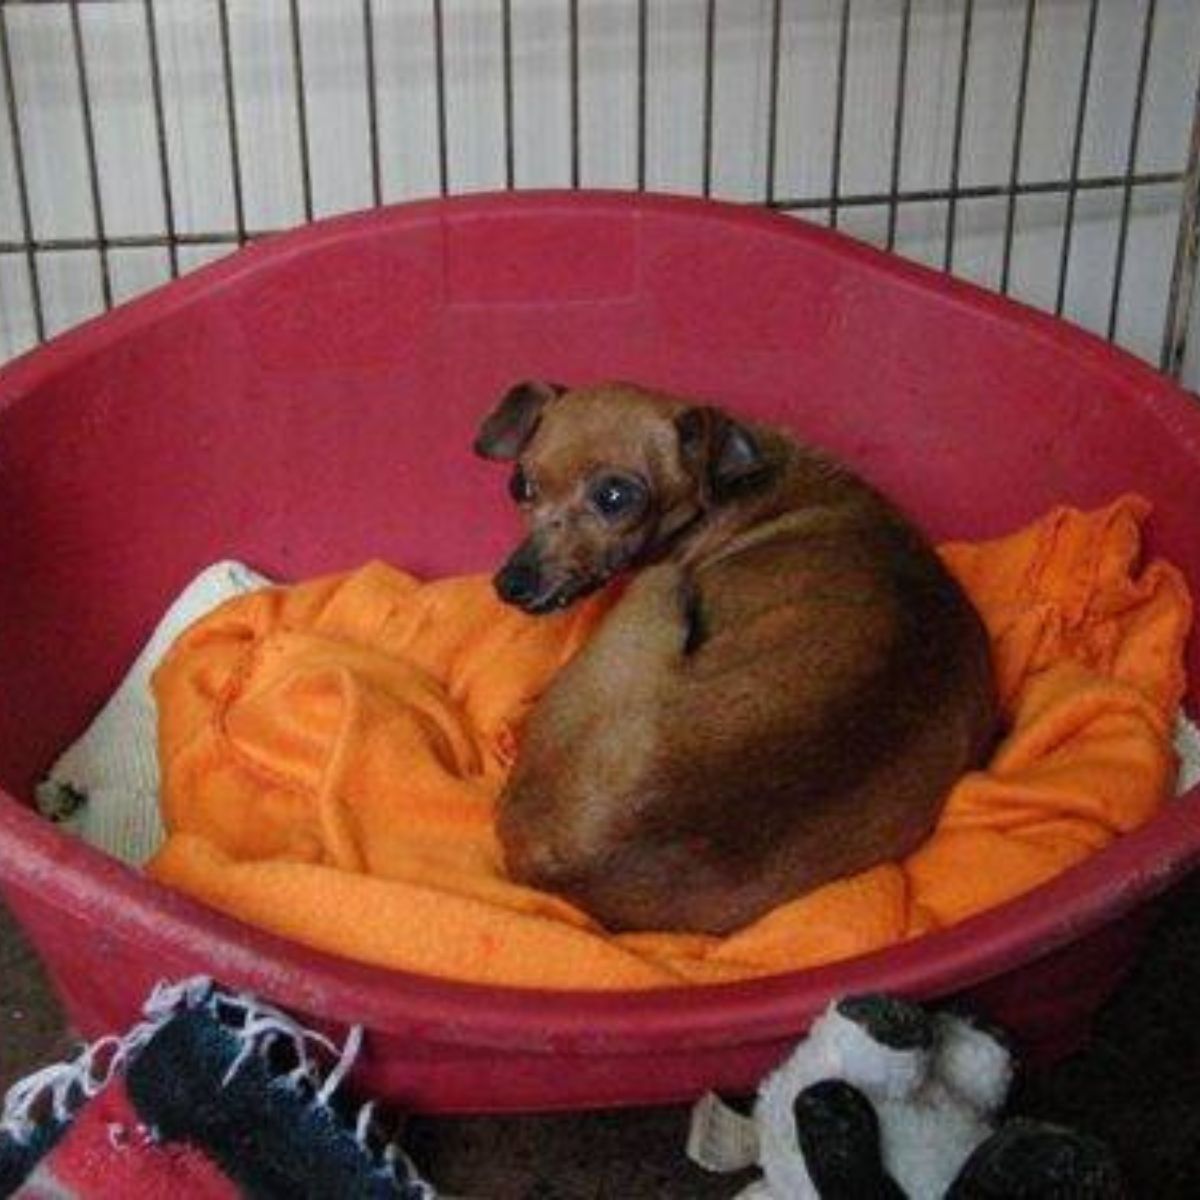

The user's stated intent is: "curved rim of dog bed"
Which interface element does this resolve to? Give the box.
[2,781,1199,1053]
[1,190,1199,1057]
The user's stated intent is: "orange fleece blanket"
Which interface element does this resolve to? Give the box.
[149,496,1192,989]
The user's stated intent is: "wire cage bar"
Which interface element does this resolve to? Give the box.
[1,0,1199,384]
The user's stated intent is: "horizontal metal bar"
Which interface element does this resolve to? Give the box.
[772,170,1182,212]
[0,231,254,253]
[0,170,1182,260]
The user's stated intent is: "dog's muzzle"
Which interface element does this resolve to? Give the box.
[493,545,600,615]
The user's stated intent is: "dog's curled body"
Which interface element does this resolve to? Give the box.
[478,382,997,934]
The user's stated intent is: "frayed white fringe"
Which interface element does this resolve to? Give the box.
[1,976,211,1145]
[0,974,428,1192]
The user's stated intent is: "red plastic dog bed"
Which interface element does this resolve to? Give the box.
[1,192,1198,1112]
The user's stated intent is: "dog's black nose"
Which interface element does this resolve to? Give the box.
[495,561,540,606]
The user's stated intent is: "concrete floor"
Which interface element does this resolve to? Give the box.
[1,902,73,1093]
[5,879,1200,1197]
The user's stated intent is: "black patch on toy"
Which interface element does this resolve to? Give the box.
[837,994,933,1052]
[792,1079,906,1199]
[945,1117,1126,1199]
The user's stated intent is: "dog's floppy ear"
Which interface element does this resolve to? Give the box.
[473,380,566,460]
[675,405,767,501]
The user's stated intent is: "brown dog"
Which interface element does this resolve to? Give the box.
[475,381,997,934]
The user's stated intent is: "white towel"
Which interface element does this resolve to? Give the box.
[1178,712,1200,796]
[35,561,272,866]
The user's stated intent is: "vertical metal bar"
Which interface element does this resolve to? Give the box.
[287,0,313,222]
[636,0,648,190]
[1107,0,1159,342]
[216,0,247,245]
[568,0,580,188]
[67,0,112,309]
[142,0,178,278]
[362,0,382,206]
[829,0,852,229]
[1160,67,1200,376]
[501,0,515,189]
[701,0,716,198]
[433,0,448,195]
[886,0,912,252]
[943,0,974,273]
[764,0,782,204]
[999,0,1036,295]
[0,6,45,341]
[1055,0,1098,316]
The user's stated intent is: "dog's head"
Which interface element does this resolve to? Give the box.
[474,380,768,613]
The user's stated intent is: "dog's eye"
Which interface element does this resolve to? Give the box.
[509,467,536,504]
[590,475,645,520]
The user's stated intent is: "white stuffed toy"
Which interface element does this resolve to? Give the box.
[689,994,1123,1198]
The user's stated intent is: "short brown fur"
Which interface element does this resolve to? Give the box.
[476,381,998,934]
